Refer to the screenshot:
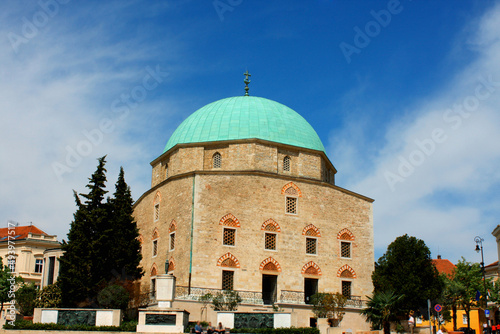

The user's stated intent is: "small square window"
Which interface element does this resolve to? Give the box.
[341,241,351,258]
[222,270,234,290]
[223,228,236,246]
[152,239,158,257]
[342,281,351,298]
[286,197,297,214]
[34,259,43,273]
[265,233,276,250]
[169,233,175,251]
[154,204,160,221]
[306,238,317,255]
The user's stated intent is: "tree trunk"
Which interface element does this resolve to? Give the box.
[453,304,457,331]
[383,321,391,334]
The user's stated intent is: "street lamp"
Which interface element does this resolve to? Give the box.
[474,236,488,317]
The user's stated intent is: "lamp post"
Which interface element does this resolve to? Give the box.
[474,236,488,327]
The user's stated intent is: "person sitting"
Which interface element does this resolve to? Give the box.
[206,322,214,334]
[215,322,225,333]
[194,321,203,334]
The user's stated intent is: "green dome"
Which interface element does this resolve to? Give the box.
[163,96,325,153]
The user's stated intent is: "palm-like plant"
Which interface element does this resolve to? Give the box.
[362,290,404,334]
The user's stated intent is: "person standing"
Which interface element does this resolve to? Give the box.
[408,312,415,334]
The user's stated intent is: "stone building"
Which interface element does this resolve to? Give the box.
[133,90,374,329]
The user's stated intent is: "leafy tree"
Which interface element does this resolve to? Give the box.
[311,292,347,327]
[372,234,444,313]
[441,274,462,331]
[361,290,404,334]
[58,156,143,307]
[16,283,38,316]
[210,290,242,311]
[0,258,22,315]
[97,284,130,309]
[452,258,488,331]
[35,283,62,308]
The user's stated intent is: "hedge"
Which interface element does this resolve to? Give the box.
[3,319,138,332]
[229,328,320,334]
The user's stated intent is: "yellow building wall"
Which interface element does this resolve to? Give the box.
[417,309,484,334]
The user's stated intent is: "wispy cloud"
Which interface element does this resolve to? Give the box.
[0,1,181,238]
[328,3,500,264]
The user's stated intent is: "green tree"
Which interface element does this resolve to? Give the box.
[59,156,110,306]
[16,283,38,316]
[452,258,487,331]
[441,274,462,331]
[361,290,404,334]
[210,290,242,311]
[97,284,130,309]
[0,258,22,314]
[58,157,142,307]
[35,283,62,308]
[372,234,444,313]
[311,292,347,327]
[106,167,143,281]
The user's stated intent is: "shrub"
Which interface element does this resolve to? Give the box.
[16,283,38,316]
[35,283,62,308]
[97,284,130,309]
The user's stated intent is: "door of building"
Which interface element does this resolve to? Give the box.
[262,274,278,305]
[304,278,318,304]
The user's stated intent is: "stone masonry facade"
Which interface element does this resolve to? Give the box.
[133,139,374,328]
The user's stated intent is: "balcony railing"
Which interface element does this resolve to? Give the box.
[175,286,264,305]
[174,287,365,308]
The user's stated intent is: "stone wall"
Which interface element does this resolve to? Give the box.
[134,140,373,327]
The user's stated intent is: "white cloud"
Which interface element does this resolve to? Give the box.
[329,3,500,265]
[0,2,180,240]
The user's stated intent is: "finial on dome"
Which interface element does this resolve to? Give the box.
[243,70,251,96]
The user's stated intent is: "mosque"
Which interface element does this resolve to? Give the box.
[132,74,374,328]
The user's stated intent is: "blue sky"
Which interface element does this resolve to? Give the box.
[1,0,499,267]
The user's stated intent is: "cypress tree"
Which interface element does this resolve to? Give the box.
[59,156,110,307]
[106,167,143,281]
[58,157,143,307]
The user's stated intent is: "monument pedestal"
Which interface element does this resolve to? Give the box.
[137,275,190,333]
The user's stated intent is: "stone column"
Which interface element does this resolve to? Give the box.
[156,274,176,309]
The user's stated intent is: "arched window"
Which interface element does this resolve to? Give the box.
[169,220,177,251]
[282,182,301,215]
[283,156,291,172]
[213,152,222,169]
[165,164,169,179]
[220,214,240,246]
[153,192,161,222]
[338,229,354,259]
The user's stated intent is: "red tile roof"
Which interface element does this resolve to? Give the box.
[485,261,498,269]
[432,258,456,277]
[0,225,48,241]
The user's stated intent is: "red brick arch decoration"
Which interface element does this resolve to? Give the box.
[261,219,281,232]
[337,228,354,240]
[301,261,322,276]
[337,265,356,278]
[281,182,302,197]
[259,257,282,272]
[302,224,321,237]
[217,253,240,268]
[219,213,241,227]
